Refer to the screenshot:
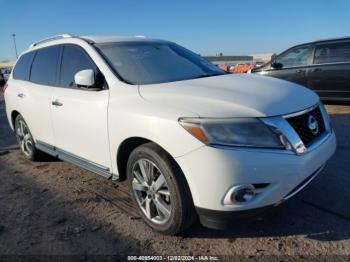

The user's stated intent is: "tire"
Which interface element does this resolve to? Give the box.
[127,142,196,235]
[14,114,40,161]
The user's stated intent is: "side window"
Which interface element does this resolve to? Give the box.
[60,45,100,88]
[13,52,35,80]
[314,42,350,64]
[30,46,61,85]
[275,47,309,68]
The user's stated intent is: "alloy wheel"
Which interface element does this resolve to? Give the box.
[131,159,172,225]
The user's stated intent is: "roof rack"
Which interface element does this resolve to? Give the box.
[29,34,74,48]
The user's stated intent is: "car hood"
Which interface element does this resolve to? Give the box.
[139,73,319,118]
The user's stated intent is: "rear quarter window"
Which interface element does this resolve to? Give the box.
[314,42,350,64]
[30,46,61,86]
[13,52,35,80]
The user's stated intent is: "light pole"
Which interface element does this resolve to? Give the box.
[12,34,18,59]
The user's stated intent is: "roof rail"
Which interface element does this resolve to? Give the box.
[29,34,74,48]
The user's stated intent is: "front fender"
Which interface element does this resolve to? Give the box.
[107,84,203,175]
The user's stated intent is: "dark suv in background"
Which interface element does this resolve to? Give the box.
[251,37,350,102]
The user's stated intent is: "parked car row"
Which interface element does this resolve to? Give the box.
[250,37,350,102]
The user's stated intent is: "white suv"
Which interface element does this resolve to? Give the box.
[4,34,336,234]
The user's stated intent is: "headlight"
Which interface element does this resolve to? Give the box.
[179,118,287,149]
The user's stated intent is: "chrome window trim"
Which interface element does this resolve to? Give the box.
[263,65,309,71]
[311,61,350,66]
[260,60,350,71]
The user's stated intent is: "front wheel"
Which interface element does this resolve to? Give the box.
[127,143,196,235]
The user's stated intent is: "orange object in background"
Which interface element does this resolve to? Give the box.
[234,63,256,73]
[218,64,258,73]
[218,65,230,72]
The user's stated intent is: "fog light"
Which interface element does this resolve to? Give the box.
[230,185,256,204]
[223,184,257,205]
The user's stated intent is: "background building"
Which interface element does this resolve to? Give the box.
[204,53,273,67]
[204,55,253,66]
[0,61,15,69]
[250,53,274,63]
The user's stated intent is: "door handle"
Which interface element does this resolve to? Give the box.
[52,100,63,106]
[17,93,25,98]
[312,68,322,72]
[296,69,305,74]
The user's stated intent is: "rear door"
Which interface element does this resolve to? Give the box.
[263,46,311,87]
[51,44,111,171]
[307,41,350,100]
[16,46,61,146]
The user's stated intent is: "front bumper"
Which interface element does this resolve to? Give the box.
[196,205,275,230]
[175,130,336,215]
[195,165,325,229]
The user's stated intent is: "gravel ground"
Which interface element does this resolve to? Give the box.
[0,92,349,260]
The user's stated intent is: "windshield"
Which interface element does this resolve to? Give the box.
[95,42,225,85]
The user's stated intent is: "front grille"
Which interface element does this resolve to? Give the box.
[286,106,326,147]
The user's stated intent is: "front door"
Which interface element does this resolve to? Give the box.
[261,46,311,87]
[51,45,111,170]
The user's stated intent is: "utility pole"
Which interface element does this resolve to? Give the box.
[12,34,18,59]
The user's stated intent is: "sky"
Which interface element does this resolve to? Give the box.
[1,0,350,61]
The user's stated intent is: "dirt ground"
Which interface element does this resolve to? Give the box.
[0,92,349,260]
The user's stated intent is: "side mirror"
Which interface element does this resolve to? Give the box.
[271,61,283,69]
[74,69,95,88]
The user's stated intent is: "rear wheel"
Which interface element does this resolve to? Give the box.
[127,142,196,235]
[14,115,39,161]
